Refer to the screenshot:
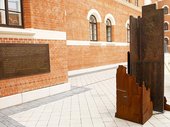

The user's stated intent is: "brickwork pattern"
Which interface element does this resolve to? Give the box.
[23,0,66,31]
[68,45,129,70]
[156,0,170,52]
[0,39,68,97]
[0,0,145,98]
[65,0,142,42]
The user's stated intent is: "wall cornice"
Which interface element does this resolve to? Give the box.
[114,0,142,12]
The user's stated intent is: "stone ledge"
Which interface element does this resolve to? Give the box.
[0,27,66,40]
[67,40,129,46]
[0,82,70,109]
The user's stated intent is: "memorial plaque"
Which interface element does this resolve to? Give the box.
[129,4,164,112]
[0,43,50,79]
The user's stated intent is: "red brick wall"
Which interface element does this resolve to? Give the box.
[23,0,143,42]
[23,0,66,31]
[65,0,140,71]
[0,39,68,97]
[65,0,142,42]
[0,0,144,97]
[23,0,32,28]
[156,0,170,52]
[68,45,129,71]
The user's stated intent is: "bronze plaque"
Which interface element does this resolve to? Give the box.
[130,4,164,112]
[0,43,50,79]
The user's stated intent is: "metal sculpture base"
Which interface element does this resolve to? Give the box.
[115,65,153,124]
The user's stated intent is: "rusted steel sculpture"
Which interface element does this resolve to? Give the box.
[129,4,164,112]
[164,97,170,111]
[115,65,153,124]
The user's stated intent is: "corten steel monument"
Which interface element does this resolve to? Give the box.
[115,66,153,124]
[129,4,164,112]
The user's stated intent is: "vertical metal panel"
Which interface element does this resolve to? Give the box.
[141,4,164,112]
[130,16,138,76]
[130,4,164,112]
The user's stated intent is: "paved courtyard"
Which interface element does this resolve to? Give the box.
[0,62,170,127]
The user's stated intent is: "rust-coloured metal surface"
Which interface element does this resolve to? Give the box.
[164,97,170,111]
[129,4,164,112]
[115,65,153,124]
[129,16,141,82]
[0,43,50,79]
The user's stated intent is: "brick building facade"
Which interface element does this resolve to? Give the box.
[152,0,170,52]
[0,0,144,109]
[66,0,143,70]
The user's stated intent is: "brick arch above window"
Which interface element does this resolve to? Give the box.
[104,14,116,25]
[165,36,169,41]
[87,9,102,22]
[164,21,169,30]
[162,5,169,14]
[164,37,169,52]
[164,37,169,46]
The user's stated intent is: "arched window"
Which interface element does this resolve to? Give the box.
[89,15,97,41]
[164,22,168,30]
[164,38,169,53]
[106,19,112,42]
[127,24,130,43]
[164,6,168,14]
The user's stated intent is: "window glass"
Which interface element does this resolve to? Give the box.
[106,19,111,26]
[8,11,21,25]
[106,19,112,42]
[90,15,97,23]
[0,0,5,9]
[0,10,6,24]
[90,15,97,41]
[94,24,96,30]
[0,0,22,27]
[164,7,168,14]
[164,23,168,30]
[8,0,21,12]
[94,34,97,40]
